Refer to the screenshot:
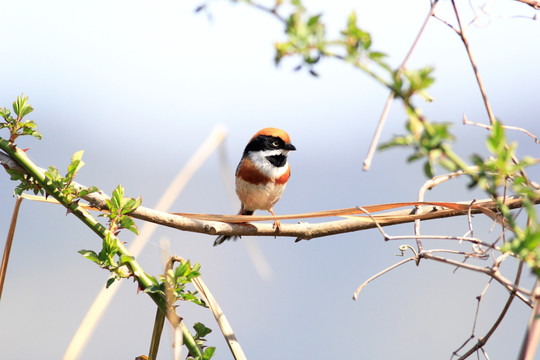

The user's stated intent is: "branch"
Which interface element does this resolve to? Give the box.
[109,196,540,241]
[2,148,539,241]
[515,0,540,9]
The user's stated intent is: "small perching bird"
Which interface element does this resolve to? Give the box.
[214,127,296,245]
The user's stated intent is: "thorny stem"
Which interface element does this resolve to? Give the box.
[0,138,204,358]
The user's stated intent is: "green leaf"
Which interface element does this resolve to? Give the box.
[202,347,216,360]
[121,196,142,214]
[31,130,43,140]
[486,120,504,154]
[307,14,321,27]
[106,277,117,288]
[175,261,192,278]
[13,95,34,118]
[78,186,99,197]
[0,107,11,120]
[120,216,139,235]
[44,166,62,185]
[118,254,135,266]
[191,262,201,273]
[424,161,434,178]
[111,185,125,211]
[79,249,101,264]
[143,283,165,295]
[67,150,85,181]
[193,322,212,338]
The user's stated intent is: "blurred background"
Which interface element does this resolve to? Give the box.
[1,0,539,359]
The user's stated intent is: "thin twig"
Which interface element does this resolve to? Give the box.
[422,252,532,305]
[451,279,493,359]
[457,261,524,359]
[240,0,285,22]
[463,114,540,143]
[384,234,498,250]
[362,0,440,171]
[451,0,496,125]
[352,256,417,300]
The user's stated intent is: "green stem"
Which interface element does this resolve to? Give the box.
[0,137,203,358]
[0,137,108,238]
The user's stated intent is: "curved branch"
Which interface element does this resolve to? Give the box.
[2,150,539,242]
[113,195,540,241]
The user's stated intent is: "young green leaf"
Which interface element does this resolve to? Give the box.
[202,347,216,360]
[67,150,85,182]
[193,322,212,338]
[78,249,101,264]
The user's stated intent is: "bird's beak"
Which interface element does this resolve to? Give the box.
[285,143,296,151]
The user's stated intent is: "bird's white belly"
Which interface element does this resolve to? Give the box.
[236,178,286,211]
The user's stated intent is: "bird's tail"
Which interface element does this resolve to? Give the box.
[213,209,254,246]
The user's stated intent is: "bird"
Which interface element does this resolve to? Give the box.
[214,127,296,245]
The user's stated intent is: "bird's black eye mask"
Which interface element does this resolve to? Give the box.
[243,135,286,155]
